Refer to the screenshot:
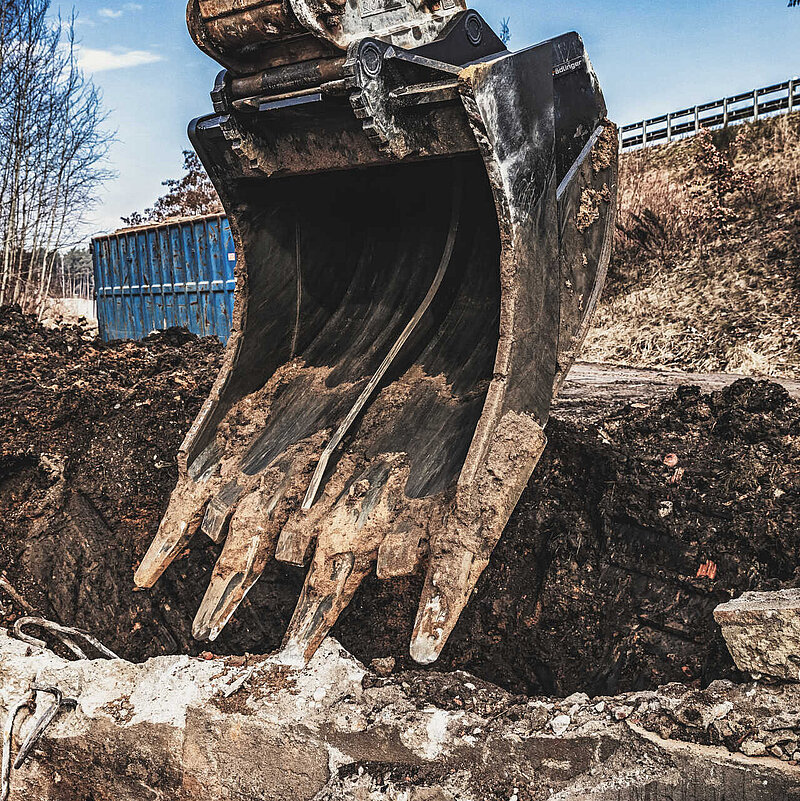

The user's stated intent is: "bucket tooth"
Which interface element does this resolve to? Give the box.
[410,546,474,665]
[148,2,618,662]
[193,489,277,641]
[282,552,367,664]
[410,417,548,664]
[280,459,397,653]
[134,480,210,588]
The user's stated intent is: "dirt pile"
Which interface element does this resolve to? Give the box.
[0,307,798,698]
[351,377,800,696]
[0,304,226,654]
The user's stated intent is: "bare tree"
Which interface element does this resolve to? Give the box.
[500,17,511,46]
[55,247,93,301]
[0,1,112,317]
[121,150,223,227]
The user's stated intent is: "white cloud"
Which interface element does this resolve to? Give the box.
[77,47,163,72]
[98,4,142,19]
[69,16,96,28]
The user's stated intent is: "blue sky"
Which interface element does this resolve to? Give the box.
[63,0,800,241]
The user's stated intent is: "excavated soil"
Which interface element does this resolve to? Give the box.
[1,306,798,697]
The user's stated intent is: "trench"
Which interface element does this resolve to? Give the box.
[1,300,798,697]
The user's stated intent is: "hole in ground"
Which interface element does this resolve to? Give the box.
[1,305,797,698]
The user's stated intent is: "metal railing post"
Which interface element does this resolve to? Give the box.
[623,78,799,153]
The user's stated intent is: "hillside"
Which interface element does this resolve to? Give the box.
[585,112,800,380]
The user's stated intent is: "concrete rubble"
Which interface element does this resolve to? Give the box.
[715,590,800,682]
[1,630,800,800]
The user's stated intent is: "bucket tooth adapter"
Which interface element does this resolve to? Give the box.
[135,0,618,665]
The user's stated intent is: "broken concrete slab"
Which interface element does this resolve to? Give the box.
[1,630,800,800]
[715,589,800,682]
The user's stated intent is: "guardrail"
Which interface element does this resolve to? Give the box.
[620,77,799,150]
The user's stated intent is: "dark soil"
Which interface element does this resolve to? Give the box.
[1,306,798,697]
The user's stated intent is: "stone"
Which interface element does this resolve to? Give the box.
[674,699,733,730]
[369,657,396,677]
[562,692,590,708]
[549,715,571,736]
[741,739,767,757]
[763,729,797,748]
[715,590,800,682]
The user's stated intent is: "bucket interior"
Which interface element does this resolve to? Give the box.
[188,153,502,501]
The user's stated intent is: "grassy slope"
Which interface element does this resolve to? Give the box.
[584,112,800,379]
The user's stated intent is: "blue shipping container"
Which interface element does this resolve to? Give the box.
[91,214,237,343]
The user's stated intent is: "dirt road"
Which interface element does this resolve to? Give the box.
[558,362,800,422]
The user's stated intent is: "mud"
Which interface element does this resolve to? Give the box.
[577,185,612,231]
[0,306,798,698]
[590,121,618,173]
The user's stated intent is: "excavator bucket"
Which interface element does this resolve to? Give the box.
[135,0,618,665]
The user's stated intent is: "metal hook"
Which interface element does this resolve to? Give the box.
[1,686,78,801]
[13,687,77,770]
[1,694,32,801]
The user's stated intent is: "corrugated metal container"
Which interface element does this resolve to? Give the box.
[91,214,237,342]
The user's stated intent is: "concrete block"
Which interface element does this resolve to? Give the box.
[2,631,800,800]
[715,590,800,682]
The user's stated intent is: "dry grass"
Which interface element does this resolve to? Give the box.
[585,112,800,379]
